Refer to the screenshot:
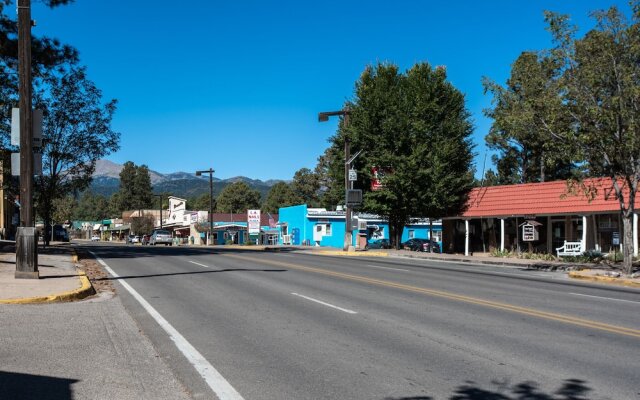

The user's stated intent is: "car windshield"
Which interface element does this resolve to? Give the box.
[155,230,170,235]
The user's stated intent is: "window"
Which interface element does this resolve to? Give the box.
[431,230,442,242]
[325,224,332,236]
[408,230,415,239]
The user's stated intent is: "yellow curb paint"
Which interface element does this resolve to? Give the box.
[568,271,640,288]
[224,253,640,339]
[0,271,96,305]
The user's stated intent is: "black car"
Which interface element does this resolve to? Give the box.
[401,238,441,252]
[366,239,391,249]
[401,238,429,251]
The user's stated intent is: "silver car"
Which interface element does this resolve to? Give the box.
[150,230,173,246]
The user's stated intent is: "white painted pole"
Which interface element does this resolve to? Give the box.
[500,218,505,252]
[465,220,470,256]
[581,215,588,252]
[634,213,638,257]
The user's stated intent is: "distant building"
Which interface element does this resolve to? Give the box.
[277,204,442,249]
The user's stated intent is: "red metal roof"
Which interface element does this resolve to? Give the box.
[460,178,638,218]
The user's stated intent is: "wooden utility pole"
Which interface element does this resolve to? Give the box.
[15,0,38,279]
[343,115,352,251]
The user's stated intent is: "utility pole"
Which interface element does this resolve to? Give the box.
[343,115,352,251]
[16,0,38,279]
[318,108,353,251]
[196,168,214,245]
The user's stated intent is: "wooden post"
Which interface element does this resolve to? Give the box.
[16,0,38,279]
[464,220,470,256]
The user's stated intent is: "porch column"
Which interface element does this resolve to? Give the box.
[546,216,552,254]
[500,218,505,252]
[465,219,470,256]
[581,215,588,252]
[634,213,638,257]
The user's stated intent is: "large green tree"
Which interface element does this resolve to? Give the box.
[34,66,119,238]
[72,191,111,220]
[114,161,153,213]
[483,51,578,184]
[543,4,640,274]
[325,62,475,248]
[291,167,320,206]
[262,181,297,214]
[0,0,78,150]
[216,181,261,213]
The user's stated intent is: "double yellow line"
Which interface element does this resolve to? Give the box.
[224,254,640,339]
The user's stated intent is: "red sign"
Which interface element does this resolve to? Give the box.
[371,166,390,191]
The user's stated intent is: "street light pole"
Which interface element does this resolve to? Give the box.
[319,108,352,251]
[196,168,214,245]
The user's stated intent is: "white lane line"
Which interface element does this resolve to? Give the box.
[90,252,244,400]
[291,293,358,314]
[189,260,213,268]
[366,264,409,272]
[569,292,640,304]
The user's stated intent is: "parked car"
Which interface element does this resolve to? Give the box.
[44,224,69,242]
[419,240,441,253]
[91,235,100,242]
[366,239,391,249]
[150,230,173,246]
[127,234,136,244]
[401,238,430,251]
[131,235,141,244]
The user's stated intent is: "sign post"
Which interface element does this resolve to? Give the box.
[247,209,261,245]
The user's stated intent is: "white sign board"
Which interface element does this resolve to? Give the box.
[348,169,357,181]
[522,224,539,241]
[247,209,261,234]
[11,108,43,147]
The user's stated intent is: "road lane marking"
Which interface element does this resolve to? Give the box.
[291,293,357,314]
[90,252,245,400]
[189,260,213,268]
[569,292,640,304]
[224,254,640,339]
[366,264,409,272]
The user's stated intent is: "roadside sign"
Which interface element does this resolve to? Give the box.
[348,169,357,181]
[612,232,620,245]
[11,152,42,176]
[11,108,43,148]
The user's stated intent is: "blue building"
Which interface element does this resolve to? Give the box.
[278,204,442,249]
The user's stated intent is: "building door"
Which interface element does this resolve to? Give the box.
[551,220,565,251]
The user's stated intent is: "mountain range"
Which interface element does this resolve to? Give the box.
[89,160,282,199]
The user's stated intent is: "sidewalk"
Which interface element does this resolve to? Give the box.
[0,245,94,304]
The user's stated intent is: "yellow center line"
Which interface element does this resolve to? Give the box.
[223,253,640,339]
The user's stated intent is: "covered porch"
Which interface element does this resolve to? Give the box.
[444,179,640,257]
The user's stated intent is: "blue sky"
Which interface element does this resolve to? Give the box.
[30,0,630,180]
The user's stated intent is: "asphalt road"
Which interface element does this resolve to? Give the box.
[84,243,640,400]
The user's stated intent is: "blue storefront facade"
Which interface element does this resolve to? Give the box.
[278,204,442,249]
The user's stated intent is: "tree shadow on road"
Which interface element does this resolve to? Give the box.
[0,370,78,400]
[385,379,592,400]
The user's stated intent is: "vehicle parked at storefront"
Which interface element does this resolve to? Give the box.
[150,230,173,246]
[366,239,391,249]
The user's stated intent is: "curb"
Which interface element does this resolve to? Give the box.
[0,270,96,305]
[568,270,640,288]
[315,250,389,257]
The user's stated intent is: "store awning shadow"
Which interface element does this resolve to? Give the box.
[0,370,78,400]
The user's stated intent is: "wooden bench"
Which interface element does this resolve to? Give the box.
[556,241,583,257]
